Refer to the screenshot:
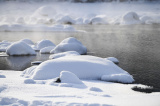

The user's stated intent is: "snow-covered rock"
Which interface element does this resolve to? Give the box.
[20,39,34,45]
[56,15,76,24]
[0,41,11,52]
[60,71,83,84]
[140,16,153,24]
[36,40,55,50]
[22,55,134,83]
[40,46,55,54]
[101,74,134,83]
[21,66,37,78]
[105,57,119,64]
[121,12,141,25]
[49,51,80,59]
[6,41,36,56]
[52,37,87,55]
[90,15,108,24]
[16,17,25,24]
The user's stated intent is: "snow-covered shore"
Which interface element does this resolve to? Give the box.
[0,70,160,106]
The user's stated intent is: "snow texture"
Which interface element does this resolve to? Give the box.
[23,55,134,83]
[40,46,55,54]
[101,74,134,83]
[89,87,103,92]
[24,79,36,84]
[21,66,37,78]
[106,57,119,64]
[36,40,55,50]
[60,71,83,84]
[6,41,36,56]
[52,37,87,55]
[0,41,11,52]
[49,51,80,59]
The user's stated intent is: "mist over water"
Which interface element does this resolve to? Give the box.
[0,24,160,89]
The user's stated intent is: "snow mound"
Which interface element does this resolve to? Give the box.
[89,87,103,92]
[52,37,87,55]
[23,55,134,83]
[56,15,76,24]
[36,40,55,50]
[0,75,6,78]
[32,6,56,18]
[0,24,76,32]
[101,74,134,83]
[90,16,108,24]
[121,12,141,25]
[0,85,7,93]
[24,79,36,84]
[60,71,83,84]
[16,17,25,24]
[105,57,119,64]
[20,39,34,45]
[140,16,153,24]
[6,41,36,56]
[40,46,55,54]
[49,51,80,59]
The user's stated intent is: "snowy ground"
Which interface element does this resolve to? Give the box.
[0,71,160,106]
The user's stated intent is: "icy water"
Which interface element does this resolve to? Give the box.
[0,24,160,89]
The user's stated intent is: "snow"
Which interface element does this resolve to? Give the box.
[20,39,34,45]
[36,39,55,50]
[22,55,134,83]
[49,51,80,59]
[52,37,87,55]
[105,57,119,64]
[0,24,76,32]
[56,15,76,24]
[0,75,6,78]
[24,79,36,84]
[40,46,55,54]
[60,71,84,84]
[0,71,160,106]
[6,41,36,56]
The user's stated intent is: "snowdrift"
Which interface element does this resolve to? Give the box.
[36,40,55,50]
[22,55,134,83]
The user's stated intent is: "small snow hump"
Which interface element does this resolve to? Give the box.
[89,87,103,92]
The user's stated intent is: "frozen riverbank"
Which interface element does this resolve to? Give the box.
[0,70,160,106]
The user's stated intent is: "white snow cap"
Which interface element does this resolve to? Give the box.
[52,37,87,55]
[6,41,36,56]
[49,51,80,59]
[23,55,134,83]
[36,40,55,50]
[121,11,141,25]
[56,15,76,24]
[40,46,55,54]
[60,71,83,84]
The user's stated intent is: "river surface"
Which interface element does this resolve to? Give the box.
[0,24,160,89]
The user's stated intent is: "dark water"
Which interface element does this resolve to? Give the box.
[0,24,160,89]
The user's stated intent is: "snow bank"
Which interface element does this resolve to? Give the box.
[121,11,141,25]
[6,41,36,56]
[52,37,87,55]
[23,55,134,83]
[60,71,83,84]
[49,51,80,59]
[40,46,55,54]
[36,40,55,50]
[0,24,76,32]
